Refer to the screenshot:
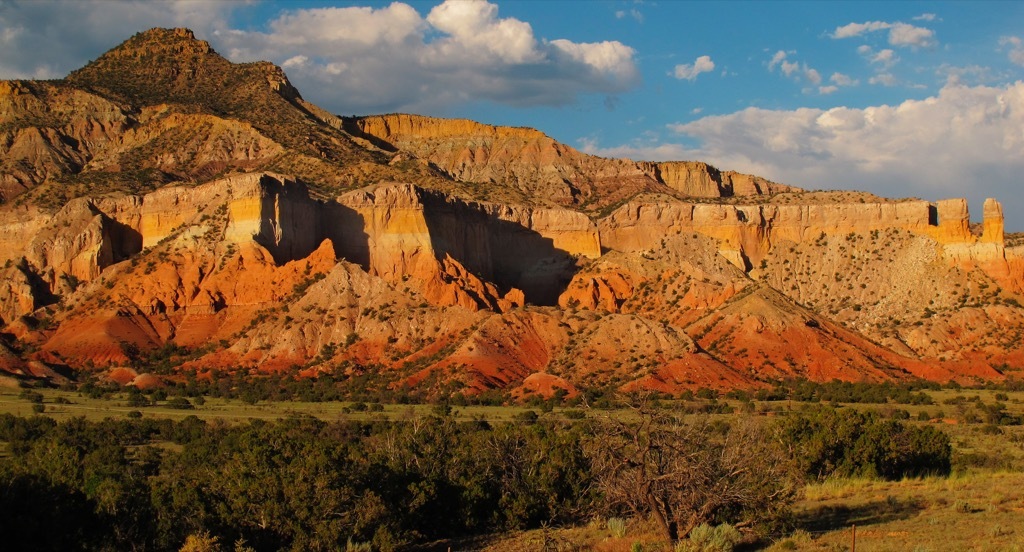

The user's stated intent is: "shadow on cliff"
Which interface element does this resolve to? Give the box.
[103,215,143,263]
[322,202,371,269]
[339,117,399,153]
[254,175,336,265]
[314,189,578,307]
[421,192,579,306]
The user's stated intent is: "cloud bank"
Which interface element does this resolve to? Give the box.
[216,0,639,113]
[0,0,639,114]
[584,82,1024,229]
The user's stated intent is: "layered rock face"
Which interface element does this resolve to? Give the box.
[0,172,603,324]
[334,183,600,306]
[982,198,1005,243]
[600,195,1013,275]
[637,161,797,198]
[349,114,798,210]
[0,80,131,200]
[3,26,1024,396]
[0,173,318,323]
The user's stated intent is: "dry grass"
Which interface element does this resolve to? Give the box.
[478,473,1024,551]
[476,517,671,552]
[0,388,578,424]
[785,471,1024,551]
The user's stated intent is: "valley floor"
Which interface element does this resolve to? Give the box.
[4,386,1024,551]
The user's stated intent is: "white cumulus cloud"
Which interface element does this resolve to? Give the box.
[1001,36,1024,66]
[833,21,892,39]
[767,50,823,90]
[217,0,639,113]
[888,22,936,48]
[830,72,859,87]
[673,55,715,81]
[871,49,898,67]
[615,8,644,23]
[869,73,898,86]
[832,20,936,48]
[805,68,822,85]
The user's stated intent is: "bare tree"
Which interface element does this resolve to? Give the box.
[587,396,800,542]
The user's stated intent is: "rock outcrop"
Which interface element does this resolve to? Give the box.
[982,198,1005,244]
[349,114,798,212]
[335,182,600,306]
[637,160,797,198]
[599,194,1020,285]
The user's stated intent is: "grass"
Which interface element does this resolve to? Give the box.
[452,473,1024,551]
[0,388,581,424]
[787,472,1024,551]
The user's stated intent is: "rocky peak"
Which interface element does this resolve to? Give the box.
[65,27,302,114]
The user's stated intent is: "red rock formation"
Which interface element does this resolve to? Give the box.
[2,27,1023,396]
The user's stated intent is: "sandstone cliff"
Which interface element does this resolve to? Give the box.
[349,113,799,212]
[2,27,1023,396]
[334,182,599,306]
[599,193,1018,283]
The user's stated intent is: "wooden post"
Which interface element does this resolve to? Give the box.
[851,524,856,552]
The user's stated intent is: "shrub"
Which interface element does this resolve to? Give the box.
[345,539,372,552]
[591,405,799,541]
[180,531,220,552]
[777,406,952,480]
[513,410,539,424]
[127,393,150,407]
[683,523,742,552]
[19,390,44,404]
[166,397,194,410]
[607,517,627,538]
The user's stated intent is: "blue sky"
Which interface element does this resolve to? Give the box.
[2,0,1023,229]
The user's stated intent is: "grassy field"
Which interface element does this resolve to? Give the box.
[0,387,566,423]
[4,386,1024,551]
[469,472,1024,551]
[782,472,1024,551]
[5,385,1024,421]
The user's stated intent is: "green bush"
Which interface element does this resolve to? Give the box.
[684,523,741,552]
[777,406,951,480]
[513,410,539,424]
[19,390,44,403]
[166,397,194,410]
